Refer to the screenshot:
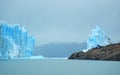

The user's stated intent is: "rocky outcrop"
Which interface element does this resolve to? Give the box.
[68,43,120,61]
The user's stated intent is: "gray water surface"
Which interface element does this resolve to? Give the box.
[0,59,120,75]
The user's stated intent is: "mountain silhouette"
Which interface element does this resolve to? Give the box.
[34,42,86,57]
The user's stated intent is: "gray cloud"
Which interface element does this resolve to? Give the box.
[0,0,120,46]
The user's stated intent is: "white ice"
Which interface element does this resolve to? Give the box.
[83,26,110,52]
[0,21,35,59]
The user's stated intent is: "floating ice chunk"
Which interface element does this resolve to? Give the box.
[30,55,45,59]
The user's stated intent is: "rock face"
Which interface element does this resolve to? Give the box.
[68,43,120,61]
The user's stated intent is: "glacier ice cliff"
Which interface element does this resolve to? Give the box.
[68,26,119,60]
[83,26,110,52]
[0,22,35,59]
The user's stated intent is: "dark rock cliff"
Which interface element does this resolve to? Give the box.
[68,43,120,61]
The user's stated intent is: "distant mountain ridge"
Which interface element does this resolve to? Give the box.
[34,42,86,57]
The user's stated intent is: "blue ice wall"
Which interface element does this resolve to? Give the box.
[87,26,110,50]
[0,22,35,59]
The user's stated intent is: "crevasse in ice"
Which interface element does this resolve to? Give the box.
[83,26,110,52]
[0,22,35,59]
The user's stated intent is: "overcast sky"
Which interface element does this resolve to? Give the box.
[0,0,120,46]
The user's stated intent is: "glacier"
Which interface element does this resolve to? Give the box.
[0,21,35,59]
[83,26,110,52]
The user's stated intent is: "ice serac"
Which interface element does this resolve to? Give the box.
[84,26,110,52]
[0,22,35,59]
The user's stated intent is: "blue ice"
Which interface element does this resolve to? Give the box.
[0,21,35,59]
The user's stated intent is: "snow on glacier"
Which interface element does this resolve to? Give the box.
[0,21,35,59]
[83,26,110,52]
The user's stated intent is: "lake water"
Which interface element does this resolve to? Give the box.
[0,59,120,75]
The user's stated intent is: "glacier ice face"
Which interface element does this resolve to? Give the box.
[0,36,19,58]
[0,22,35,59]
[83,26,110,52]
